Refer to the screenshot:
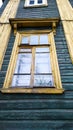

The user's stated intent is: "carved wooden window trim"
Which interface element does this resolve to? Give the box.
[24,0,48,7]
[1,31,64,94]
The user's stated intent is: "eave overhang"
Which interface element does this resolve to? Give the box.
[9,18,60,34]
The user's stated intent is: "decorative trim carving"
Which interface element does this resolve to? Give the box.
[9,18,60,35]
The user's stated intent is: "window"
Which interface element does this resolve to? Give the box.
[24,0,48,7]
[29,0,34,5]
[12,34,54,87]
[2,31,64,93]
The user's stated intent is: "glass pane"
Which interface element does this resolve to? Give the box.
[35,53,52,73]
[30,35,38,45]
[12,75,30,87]
[21,36,29,44]
[36,48,50,53]
[15,53,32,74]
[38,0,42,4]
[29,0,34,4]
[40,34,48,44]
[19,49,31,53]
[34,75,54,87]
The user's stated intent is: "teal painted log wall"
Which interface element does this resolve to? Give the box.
[16,0,59,18]
[0,22,73,130]
[0,0,73,129]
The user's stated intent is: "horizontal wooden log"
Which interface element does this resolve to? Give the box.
[58,58,71,63]
[60,66,73,70]
[62,83,73,90]
[0,109,73,120]
[0,120,73,130]
[61,76,73,80]
[0,99,73,110]
[1,65,8,71]
[0,91,73,99]
[61,72,73,76]
[57,49,69,54]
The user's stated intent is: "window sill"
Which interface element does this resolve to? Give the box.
[1,88,64,94]
[24,4,48,8]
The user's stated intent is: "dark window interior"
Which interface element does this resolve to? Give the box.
[30,0,34,4]
[38,0,42,4]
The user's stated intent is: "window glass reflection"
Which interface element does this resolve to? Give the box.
[12,75,30,87]
[34,75,54,87]
[21,36,29,44]
[40,34,48,44]
[36,48,50,53]
[35,53,52,73]
[15,53,32,74]
[30,35,38,45]
[19,49,31,53]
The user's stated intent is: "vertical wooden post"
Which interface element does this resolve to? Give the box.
[56,0,73,63]
[0,0,20,69]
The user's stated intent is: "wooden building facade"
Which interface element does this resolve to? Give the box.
[0,0,73,129]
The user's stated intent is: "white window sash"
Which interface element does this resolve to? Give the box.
[25,0,47,6]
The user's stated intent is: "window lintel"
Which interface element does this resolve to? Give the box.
[9,18,60,35]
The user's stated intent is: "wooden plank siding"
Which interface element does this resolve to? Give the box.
[0,22,73,129]
[0,0,20,69]
[56,0,73,63]
[16,0,59,18]
[0,0,73,129]
[0,120,73,130]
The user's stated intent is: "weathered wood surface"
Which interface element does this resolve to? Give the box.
[0,109,73,120]
[0,0,20,69]
[0,0,73,129]
[0,99,73,110]
[0,0,20,23]
[0,22,73,90]
[56,0,73,63]
[16,0,59,18]
[0,23,73,129]
[0,0,9,16]
[0,120,73,130]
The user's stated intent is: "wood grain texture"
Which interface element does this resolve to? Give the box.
[0,0,73,129]
[56,0,73,63]
[2,31,64,93]
[0,109,73,120]
[0,120,73,130]
[0,99,73,110]
[0,0,20,69]
[16,0,59,19]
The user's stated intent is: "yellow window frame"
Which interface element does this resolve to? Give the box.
[1,31,64,94]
